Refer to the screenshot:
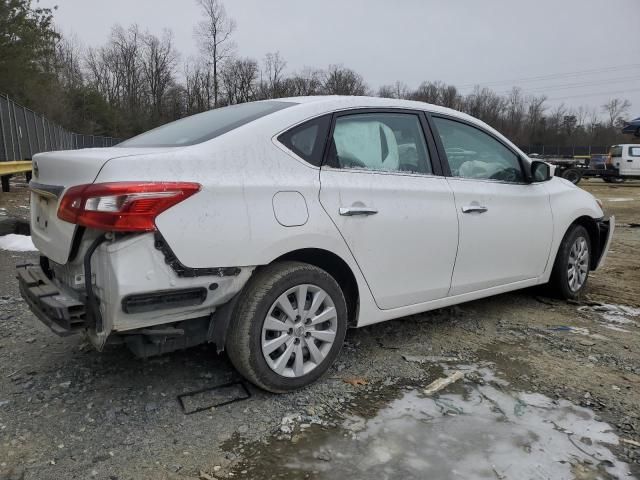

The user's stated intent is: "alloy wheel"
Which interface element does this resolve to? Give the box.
[261,284,338,378]
[567,236,589,292]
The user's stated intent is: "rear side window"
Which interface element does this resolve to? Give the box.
[327,112,432,174]
[610,146,623,157]
[629,146,640,157]
[277,115,331,167]
[118,101,295,147]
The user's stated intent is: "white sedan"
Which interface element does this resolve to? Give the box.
[19,96,614,392]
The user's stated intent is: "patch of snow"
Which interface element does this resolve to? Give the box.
[605,197,634,202]
[0,234,38,252]
[579,303,639,331]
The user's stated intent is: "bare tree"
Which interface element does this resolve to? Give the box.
[601,98,631,128]
[54,32,84,90]
[259,52,287,99]
[142,29,178,119]
[378,81,409,99]
[184,58,213,113]
[462,86,505,126]
[524,94,547,143]
[221,57,258,104]
[85,25,143,109]
[283,68,323,97]
[111,24,144,112]
[194,0,236,108]
[411,81,441,104]
[439,84,459,109]
[322,64,368,95]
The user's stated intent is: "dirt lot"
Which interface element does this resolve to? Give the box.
[0,177,639,479]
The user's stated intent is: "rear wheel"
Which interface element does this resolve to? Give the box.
[226,261,347,393]
[603,176,625,183]
[562,168,583,184]
[549,225,591,300]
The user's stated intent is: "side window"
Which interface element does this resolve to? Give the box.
[433,117,523,183]
[327,113,432,174]
[278,115,331,167]
[629,146,640,157]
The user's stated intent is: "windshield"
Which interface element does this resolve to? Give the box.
[118,101,296,148]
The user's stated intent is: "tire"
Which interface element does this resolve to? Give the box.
[603,176,625,184]
[562,168,583,184]
[226,261,348,393]
[549,225,591,300]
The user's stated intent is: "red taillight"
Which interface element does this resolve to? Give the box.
[58,182,201,232]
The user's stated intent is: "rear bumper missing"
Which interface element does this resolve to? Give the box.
[17,263,86,336]
[595,215,615,269]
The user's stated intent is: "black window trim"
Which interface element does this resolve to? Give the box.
[426,112,533,184]
[275,113,332,168]
[321,107,445,178]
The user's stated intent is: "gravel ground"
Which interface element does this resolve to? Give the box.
[0,177,639,479]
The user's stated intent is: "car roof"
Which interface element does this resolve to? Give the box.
[253,95,529,160]
[279,95,473,120]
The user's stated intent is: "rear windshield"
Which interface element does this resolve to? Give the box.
[118,101,295,147]
[609,145,623,157]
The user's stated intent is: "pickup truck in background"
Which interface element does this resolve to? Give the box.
[535,144,640,184]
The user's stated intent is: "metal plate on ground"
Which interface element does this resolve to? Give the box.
[178,382,250,415]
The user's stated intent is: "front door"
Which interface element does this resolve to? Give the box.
[430,116,553,296]
[624,145,640,174]
[319,110,459,310]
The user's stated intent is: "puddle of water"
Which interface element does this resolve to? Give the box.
[232,364,635,479]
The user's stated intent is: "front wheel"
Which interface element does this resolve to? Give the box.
[226,261,348,393]
[549,225,591,300]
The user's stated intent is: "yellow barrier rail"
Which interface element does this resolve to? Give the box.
[0,161,32,176]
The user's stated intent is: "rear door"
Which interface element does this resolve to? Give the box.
[319,110,458,310]
[429,115,553,296]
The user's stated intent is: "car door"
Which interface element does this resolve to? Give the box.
[624,145,640,174]
[430,115,553,296]
[319,110,459,310]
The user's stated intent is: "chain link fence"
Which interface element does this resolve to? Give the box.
[0,93,120,162]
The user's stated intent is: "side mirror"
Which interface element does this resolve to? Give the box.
[530,160,552,182]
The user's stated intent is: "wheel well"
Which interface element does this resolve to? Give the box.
[570,216,601,269]
[273,248,359,327]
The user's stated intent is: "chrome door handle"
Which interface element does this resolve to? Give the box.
[461,205,488,214]
[339,207,378,216]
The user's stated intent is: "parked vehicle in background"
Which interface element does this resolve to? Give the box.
[622,117,640,137]
[605,144,640,181]
[542,146,640,185]
[589,155,607,170]
[17,96,614,392]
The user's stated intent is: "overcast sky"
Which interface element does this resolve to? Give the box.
[44,0,640,117]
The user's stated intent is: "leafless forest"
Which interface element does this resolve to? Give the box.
[1,0,633,146]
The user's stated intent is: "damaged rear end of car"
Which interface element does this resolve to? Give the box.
[18,147,254,357]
